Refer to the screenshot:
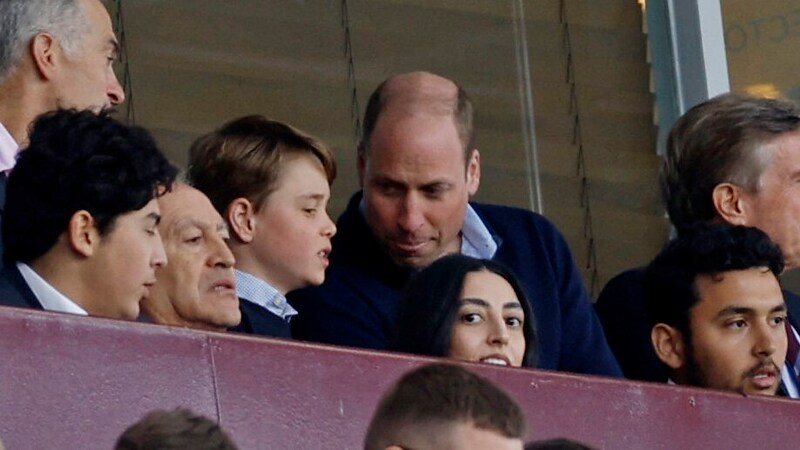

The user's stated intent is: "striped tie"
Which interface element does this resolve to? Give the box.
[785,321,800,383]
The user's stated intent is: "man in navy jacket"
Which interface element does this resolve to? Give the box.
[289,71,621,376]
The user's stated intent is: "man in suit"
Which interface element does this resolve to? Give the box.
[0,109,176,319]
[645,224,788,397]
[0,0,126,260]
[289,71,621,376]
[140,183,241,331]
[596,94,800,396]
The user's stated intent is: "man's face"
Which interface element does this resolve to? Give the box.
[741,129,800,269]
[88,199,166,320]
[684,268,787,396]
[250,155,336,294]
[150,186,240,330]
[54,0,125,111]
[360,112,479,269]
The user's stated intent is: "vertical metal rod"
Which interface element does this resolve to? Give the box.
[511,0,543,214]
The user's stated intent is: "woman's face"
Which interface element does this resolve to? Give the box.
[448,269,526,367]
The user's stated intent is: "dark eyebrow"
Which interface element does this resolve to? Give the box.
[461,298,489,308]
[460,298,522,310]
[716,303,787,318]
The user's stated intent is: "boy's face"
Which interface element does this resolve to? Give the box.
[250,154,336,294]
[86,199,166,319]
[683,268,788,395]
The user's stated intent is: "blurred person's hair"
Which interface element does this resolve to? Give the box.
[364,363,526,450]
[114,408,237,450]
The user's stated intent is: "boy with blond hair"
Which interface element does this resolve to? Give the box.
[189,116,336,337]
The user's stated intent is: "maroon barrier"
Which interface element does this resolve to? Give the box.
[0,306,798,450]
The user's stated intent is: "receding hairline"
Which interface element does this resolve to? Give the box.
[362,71,474,158]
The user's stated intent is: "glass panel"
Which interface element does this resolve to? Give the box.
[722,0,800,100]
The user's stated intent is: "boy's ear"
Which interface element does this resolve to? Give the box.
[67,210,100,257]
[651,323,686,371]
[227,198,256,243]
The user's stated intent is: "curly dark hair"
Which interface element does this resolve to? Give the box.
[3,109,177,264]
[644,223,784,339]
[391,254,538,367]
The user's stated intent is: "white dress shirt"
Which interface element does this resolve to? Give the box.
[17,262,87,316]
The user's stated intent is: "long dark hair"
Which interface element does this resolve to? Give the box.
[392,254,538,367]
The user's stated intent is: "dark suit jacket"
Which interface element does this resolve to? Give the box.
[0,171,7,266]
[595,267,800,382]
[229,298,291,338]
[0,264,43,310]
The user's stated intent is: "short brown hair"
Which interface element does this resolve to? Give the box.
[188,115,336,216]
[661,93,800,232]
[114,408,237,450]
[360,74,475,159]
[364,363,526,449]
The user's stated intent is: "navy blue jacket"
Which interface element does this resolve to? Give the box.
[0,264,42,310]
[595,267,800,381]
[289,192,622,377]
[229,299,291,338]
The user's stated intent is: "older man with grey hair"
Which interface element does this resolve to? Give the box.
[0,0,125,261]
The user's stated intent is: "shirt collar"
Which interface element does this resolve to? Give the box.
[235,269,297,321]
[358,198,498,260]
[0,122,19,174]
[460,204,497,259]
[17,262,88,316]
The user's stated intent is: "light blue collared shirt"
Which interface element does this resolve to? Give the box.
[358,198,498,260]
[17,262,87,316]
[235,269,297,321]
[460,204,497,259]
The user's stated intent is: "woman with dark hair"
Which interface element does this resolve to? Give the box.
[392,254,538,367]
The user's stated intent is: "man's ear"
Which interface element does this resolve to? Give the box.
[712,182,748,225]
[651,323,686,370]
[466,149,480,196]
[30,33,60,80]
[357,145,367,189]
[227,198,256,243]
[67,210,100,257]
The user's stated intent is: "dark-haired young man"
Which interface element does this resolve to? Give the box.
[364,363,526,450]
[596,93,800,396]
[645,224,788,396]
[0,109,176,320]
